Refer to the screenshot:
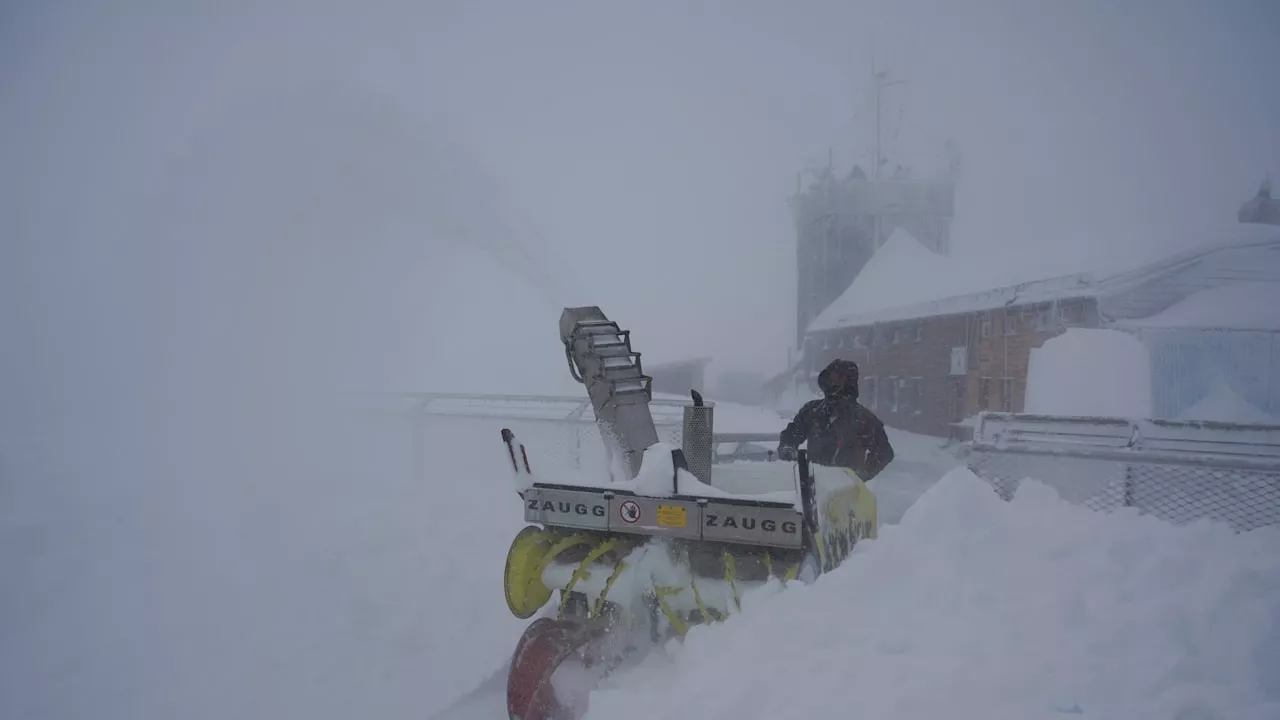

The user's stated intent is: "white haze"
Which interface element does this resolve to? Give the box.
[1,1,1277,719]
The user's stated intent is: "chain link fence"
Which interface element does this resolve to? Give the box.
[966,412,1280,533]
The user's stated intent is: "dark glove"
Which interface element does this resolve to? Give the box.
[777,445,797,462]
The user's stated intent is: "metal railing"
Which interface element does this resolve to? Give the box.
[407,392,781,466]
[411,392,705,425]
[967,412,1280,532]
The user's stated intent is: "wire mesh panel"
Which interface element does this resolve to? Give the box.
[682,405,715,485]
[1125,460,1280,531]
[966,451,1129,510]
[967,412,1280,533]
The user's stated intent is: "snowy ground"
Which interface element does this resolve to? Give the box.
[6,403,1275,720]
[869,427,960,524]
[426,416,1280,720]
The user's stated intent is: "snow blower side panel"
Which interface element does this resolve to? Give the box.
[810,465,878,573]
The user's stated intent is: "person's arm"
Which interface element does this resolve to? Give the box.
[778,401,816,454]
[861,417,895,481]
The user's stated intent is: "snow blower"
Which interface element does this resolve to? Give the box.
[500,307,877,720]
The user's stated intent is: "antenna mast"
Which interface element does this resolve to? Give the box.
[871,61,905,245]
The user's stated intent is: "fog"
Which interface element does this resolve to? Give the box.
[2,1,1278,718]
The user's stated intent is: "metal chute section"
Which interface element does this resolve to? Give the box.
[560,307,659,480]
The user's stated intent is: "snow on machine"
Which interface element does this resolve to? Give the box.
[500,307,878,720]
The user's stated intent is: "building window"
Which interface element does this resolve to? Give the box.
[892,327,902,344]
[887,376,899,412]
[863,377,878,409]
[948,377,965,422]
[1060,303,1075,325]
[1001,378,1014,412]
[897,378,912,414]
[912,377,925,414]
[1034,303,1058,331]
[980,315,992,338]
[979,377,991,410]
[1004,313,1018,336]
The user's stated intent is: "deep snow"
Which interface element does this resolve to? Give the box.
[581,469,1280,720]
[430,417,1280,720]
[6,391,1276,720]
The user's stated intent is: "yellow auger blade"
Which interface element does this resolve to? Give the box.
[504,526,555,619]
[558,539,618,618]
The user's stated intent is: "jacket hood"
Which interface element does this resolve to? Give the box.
[817,359,859,398]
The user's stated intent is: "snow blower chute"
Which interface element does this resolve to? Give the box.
[500,307,878,720]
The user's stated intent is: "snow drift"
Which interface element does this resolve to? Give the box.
[583,468,1280,720]
[1177,378,1279,425]
[1026,328,1152,418]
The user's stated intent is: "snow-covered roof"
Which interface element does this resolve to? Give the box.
[808,228,957,333]
[807,228,1096,332]
[1090,225,1280,298]
[1117,282,1280,332]
[807,225,1280,335]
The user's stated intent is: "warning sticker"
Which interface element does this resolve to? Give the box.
[655,504,687,529]
[618,499,641,524]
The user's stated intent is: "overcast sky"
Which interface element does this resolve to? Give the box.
[4,0,1278,395]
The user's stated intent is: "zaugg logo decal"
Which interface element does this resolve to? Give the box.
[528,498,606,517]
[704,513,798,535]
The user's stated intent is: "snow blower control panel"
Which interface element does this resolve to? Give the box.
[522,483,804,550]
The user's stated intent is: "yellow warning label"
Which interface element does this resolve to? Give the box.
[656,504,687,528]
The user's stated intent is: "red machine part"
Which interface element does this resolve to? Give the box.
[507,617,618,720]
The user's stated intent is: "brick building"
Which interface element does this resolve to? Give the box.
[793,228,1280,438]
[805,277,1099,437]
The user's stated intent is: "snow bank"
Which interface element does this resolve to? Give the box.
[587,468,1280,720]
[1025,328,1152,417]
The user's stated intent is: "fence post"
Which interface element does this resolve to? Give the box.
[572,426,582,469]
[414,398,427,486]
[1122,462,1135,508]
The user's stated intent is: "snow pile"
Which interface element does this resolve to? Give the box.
[1025,328,1152,417]
[587,468,1280,720]
[1127,281,1280,332]
[1177,378,1278,425]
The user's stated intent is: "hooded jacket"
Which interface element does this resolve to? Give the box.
[778,359,895,482]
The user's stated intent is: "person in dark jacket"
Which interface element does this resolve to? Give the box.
[777,359,895,482]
